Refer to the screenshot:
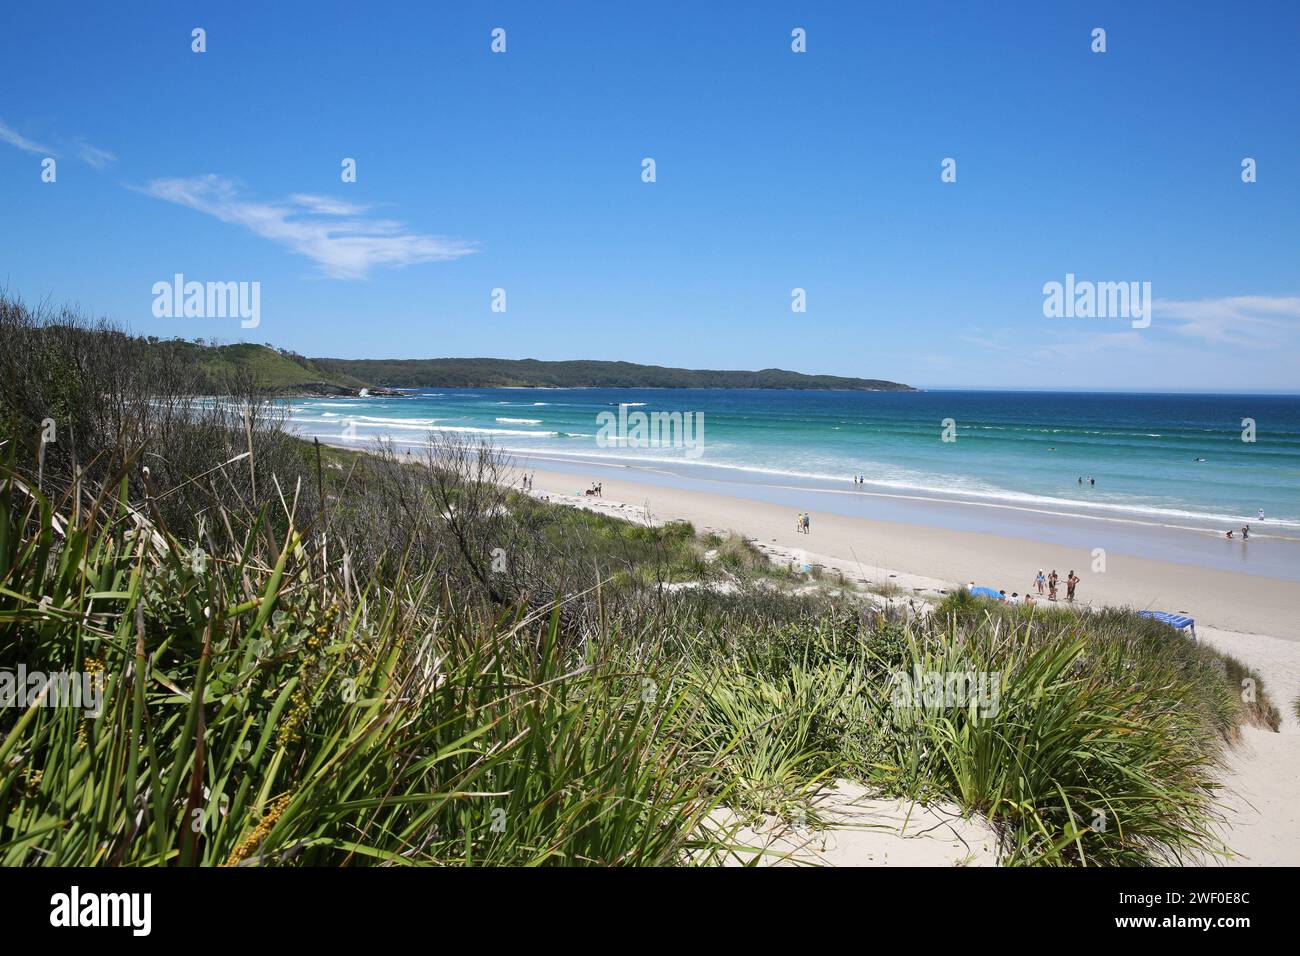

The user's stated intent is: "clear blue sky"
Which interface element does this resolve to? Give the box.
[2,1,1297,390]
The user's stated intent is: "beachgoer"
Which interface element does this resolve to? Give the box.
[1242,525,1250,539]
[1258,508,1265,521]
[1024,593,1036,606]
[1066,571,1079,601]
[796,513,804,533]
[1089,476,1095,486]
[1226,530,1233,538]
[802,513,810,534]
[1077,477,1083,485]
[1035,569,1046,595]
[1048,570,1059,601]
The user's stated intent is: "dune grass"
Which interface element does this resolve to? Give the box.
[0,468,738,866]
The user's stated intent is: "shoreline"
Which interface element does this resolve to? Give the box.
[498,449,1300,543]
[510,460,1300,643]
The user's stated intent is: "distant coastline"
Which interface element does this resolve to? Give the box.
[132,337,915,395]
[309,356,915,392]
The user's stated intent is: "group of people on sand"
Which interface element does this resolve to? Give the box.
[584,482,603,497]
[1032,568,1079,602]
[519,473,535,492]
[795,512,811,534]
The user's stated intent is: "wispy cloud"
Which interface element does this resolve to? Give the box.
[137,175,476,279]
[0,119,55,156]
[77,141,116,168]
[1032,330,1151,362]
[1155,295,1300,348]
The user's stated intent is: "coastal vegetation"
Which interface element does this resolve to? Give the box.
[154,340,367,394]
[0,295,1273,866]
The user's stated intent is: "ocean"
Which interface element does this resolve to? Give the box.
[286,388,1300,541]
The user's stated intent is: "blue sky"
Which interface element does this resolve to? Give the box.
[1,1,1297,390]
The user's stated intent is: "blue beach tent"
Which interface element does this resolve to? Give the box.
[969,586,1004,599]
[1136,610,1197,640]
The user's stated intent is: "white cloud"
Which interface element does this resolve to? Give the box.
[137,175,477,279]
[1155,295,1300,348]
[0,119,55,155]
[77,142,117,168]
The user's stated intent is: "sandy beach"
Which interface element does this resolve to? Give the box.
[515,463,1300,642]
[513,460,1300,866]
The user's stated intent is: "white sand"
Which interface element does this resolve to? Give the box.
[519,465,1300,866]
[724,785,999,867]
[520,467,1300,641]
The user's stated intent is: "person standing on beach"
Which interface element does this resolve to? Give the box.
[1048,570,1059,601]
[1035,569,1046,595]
[1258,508,1265,521]
[796,512,804,534]
[802,513,811,534]
[1066,570,1079,602]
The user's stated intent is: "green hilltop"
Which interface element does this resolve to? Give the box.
[148,340,368,393]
